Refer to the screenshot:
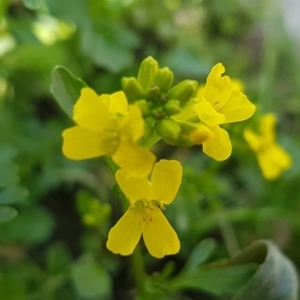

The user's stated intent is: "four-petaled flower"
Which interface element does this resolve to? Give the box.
[244,113,292,180]
[62,87,156,177]
[106,160,182,258]
[193,63,256,161]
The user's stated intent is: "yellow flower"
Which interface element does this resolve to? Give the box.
[193,63,256,161]
[244,113,292,180]
[62,87,156,177]
[106,160,182,258]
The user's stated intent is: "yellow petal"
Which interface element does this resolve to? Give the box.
[193,97,225,126]
[220,91,256,124]
[244,129,263,152]
[112,140,156,178]
[258,145,292,180]
[195,84,205,99]
[109,91,128,116]
[260,113,276,143]
[150,160,182,204]
[106,206,144,256]
[115,169,151,205]
[202,125,232,161]
[231,78,244,92]
[62,126,111,159]
[73,87,115,131]
[143,206,180,258]
[117,105,144,142]
[203,63,233,108]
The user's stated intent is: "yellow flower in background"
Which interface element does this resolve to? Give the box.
[244,113,292,180]
[193,63,256,161]
[62,87,156,177]
[107,160,182,258]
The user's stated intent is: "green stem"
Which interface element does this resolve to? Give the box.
[217,212,240,258]
[131,244,146,297]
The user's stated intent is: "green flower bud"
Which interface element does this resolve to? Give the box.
[179,122,213,146]
[164,99,181,116]
[121,77,146,102]
[155,67,174,92]
[147,84,160,97]
[168,80,198,107]
[137,56,159,90]
[155,118,181,142]
[151,107,166,120]
[136,99,150,117]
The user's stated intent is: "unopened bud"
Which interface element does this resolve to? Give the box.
[168,80,198,107]
[121,77,146,102]
[151,107,166,120]
[155,67,174,92]
[136,99,150,117]
[147,84,160,97]
[179,122,214,146]
[137,56,159,90]
[164,99,181,116]
[155,118,181,142]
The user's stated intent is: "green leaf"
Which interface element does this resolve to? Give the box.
[0,186,28,205]
[230,240,299,300]
[180,238,217,273]
[0,207,55,244]
[172,240,299,300]
[172,261,257,296]
[44,0,91,29]
[51,66,87,118]
[0,206,18,222]
[81,29,134,73]
[71,254,111,299]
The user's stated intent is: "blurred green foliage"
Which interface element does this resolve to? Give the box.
[0,0,300,299]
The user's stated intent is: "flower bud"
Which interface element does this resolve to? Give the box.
[137,56,159,90]
[147,84,160,97]
[136,99,150,117]
[121,77,146,102]
[155,67,174,92]
[155,118,181,142]
[179,122,214,146]
[164,99,181,116]
[151,107,166,120]
[168,80,198,107]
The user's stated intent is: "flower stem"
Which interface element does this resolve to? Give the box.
[218,212,240,258]
[131,244,146,297]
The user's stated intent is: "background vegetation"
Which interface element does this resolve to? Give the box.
[0,0,300,299]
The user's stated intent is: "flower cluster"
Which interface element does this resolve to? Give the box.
[61,56,265,258]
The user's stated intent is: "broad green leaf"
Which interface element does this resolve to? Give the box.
[180,238,217,273]
[0,207,55,244]
[81,30,134,73]
[171,261,257,296]
[0,206,18,222]
[0,186,28,205]
[231,240,299,300]
[71,254,111,299]
[51,66,87,118]
[44,0,91,29]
